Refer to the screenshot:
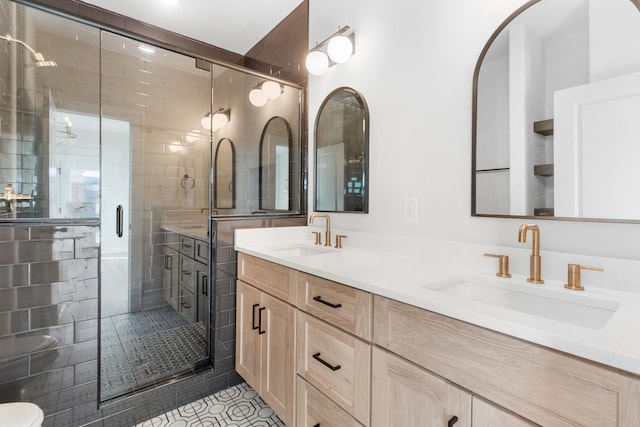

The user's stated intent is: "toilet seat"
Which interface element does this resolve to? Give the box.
[0,402,44,427]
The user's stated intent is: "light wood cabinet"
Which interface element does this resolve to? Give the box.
[472,397,537,427]
[374,295,640,426]
[296,311,371,425]
[296,376,364,427]
[372,347,471,427]
[236,277,296,426]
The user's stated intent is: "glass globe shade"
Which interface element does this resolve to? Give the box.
[185,130,200,143]
[327,35,353,64]
[212,111,229,129]
[261,81,282,100]
[249,88,267,107]
[200,114,211,130]
[305,50,329,76]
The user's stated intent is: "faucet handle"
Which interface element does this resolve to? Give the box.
[335,235,347,249]
[311,231,322,245]
[565,264,604,291]
[484,253,512,278]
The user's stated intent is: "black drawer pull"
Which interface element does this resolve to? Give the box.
[182,243,193,249]
[258,307,266,335]
[182,270,192,276]
[252,304,260,330]
[448,416,459,427]
[313,424,320,427]
[312,352,341,371]
[312,296,342,309]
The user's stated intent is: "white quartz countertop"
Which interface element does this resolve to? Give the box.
[161,225,208,241]
[235,226,640,376]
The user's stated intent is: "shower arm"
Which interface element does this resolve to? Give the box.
[0,34,57,67]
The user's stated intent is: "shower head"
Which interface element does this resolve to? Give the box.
[0,34,57,67]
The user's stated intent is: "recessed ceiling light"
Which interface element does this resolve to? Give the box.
[161,0,179,5]
[138,45,155,54]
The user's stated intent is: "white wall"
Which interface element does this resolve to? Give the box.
[307,0,640,261]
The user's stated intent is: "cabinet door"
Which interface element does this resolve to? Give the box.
[236,281,262,392]
[195,260,208,324]
[372,347,471,427]
[261,292,296,427]
[178,253,195,293]
[472,397,537,427]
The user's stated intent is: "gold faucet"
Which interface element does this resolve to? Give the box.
[517,224,544,284]
[309,213,331,247]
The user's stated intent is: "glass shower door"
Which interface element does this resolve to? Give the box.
[99,31,212,401]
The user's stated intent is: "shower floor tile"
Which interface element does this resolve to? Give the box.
[136,383,285,427]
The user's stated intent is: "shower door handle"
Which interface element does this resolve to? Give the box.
[116,205,124,238]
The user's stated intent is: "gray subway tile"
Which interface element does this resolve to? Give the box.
[0,309,29,335]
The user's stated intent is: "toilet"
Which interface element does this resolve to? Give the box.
[0,402,44,427]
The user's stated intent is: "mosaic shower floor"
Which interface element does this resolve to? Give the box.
[136,382,285,427]
[101,307,207,400]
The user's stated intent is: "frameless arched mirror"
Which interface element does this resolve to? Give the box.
[259,117,292,211]
[214,138,235,209]
[473,0,640,222]
[315,87,369,213]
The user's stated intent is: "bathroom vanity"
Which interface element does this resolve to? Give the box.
[161,225,209,323]
[235,227,640,427]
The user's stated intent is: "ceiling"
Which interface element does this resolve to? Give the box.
[81,0,304,55]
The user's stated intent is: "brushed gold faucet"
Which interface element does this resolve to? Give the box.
[565,264,604,291]
[518,224,544,284]
[309,213,331,247]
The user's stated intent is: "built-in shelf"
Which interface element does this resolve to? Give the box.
[533,119,554,136]
[533,164,554,177]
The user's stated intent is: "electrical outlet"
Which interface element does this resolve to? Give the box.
[403,197,418,223]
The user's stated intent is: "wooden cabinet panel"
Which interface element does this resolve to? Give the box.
[296,311,370,425]
[296,376,363,427]
[371,347,471,427]
[373,295,622,427]
[236,280,296,427]
[260,292,296,427]
[236,281,262,391]
[238,253,297,304]
[297,272,372,340]
[472,397,537,427]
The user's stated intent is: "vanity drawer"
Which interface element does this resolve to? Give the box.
[179,235,195,256]
[296,311,370,425]
[238,253,297,304]
[296,376,364,427]
[194,238,208,264]
[297,272,372,340]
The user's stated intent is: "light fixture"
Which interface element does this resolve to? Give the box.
[138,45,156,54]
[249,86,267,107]
[0,34,57,67]
[201,108,230,131]
[185,130,200,143]
[305,26,355,76]
[261,80,283,100]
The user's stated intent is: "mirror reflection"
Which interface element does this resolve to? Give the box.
[259,117,291,211]
[315,87,369,213]
[214,138,235,209]
[473,0,640,221]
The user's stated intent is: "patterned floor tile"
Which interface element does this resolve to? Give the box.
[136,383,285,427]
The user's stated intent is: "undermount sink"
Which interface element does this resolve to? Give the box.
[270,244,335,257]
[425,275,619,329]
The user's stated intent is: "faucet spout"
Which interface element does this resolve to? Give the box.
[309,213,331,247]
[518,224,544,284]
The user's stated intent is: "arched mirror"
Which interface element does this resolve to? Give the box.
[473,0,640,222]
[259,117,292,211]
[214,138,235,209]
[315,87,369,213]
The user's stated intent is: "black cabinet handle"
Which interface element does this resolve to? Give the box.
[313,424,320,427]
[258,307,266,334]
[164,254,172,270]
[202,274,208,296]
[182,270,192,276]
[115,205,123,238]
[447,416,459,427]
[251,304,260,330]
[312,296,342,309]
[312,352,341,371]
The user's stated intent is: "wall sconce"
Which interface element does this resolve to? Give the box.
[249,80,284,107]
[0,34,57,67]
[305,26,355,76]
[201,108,231,131]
